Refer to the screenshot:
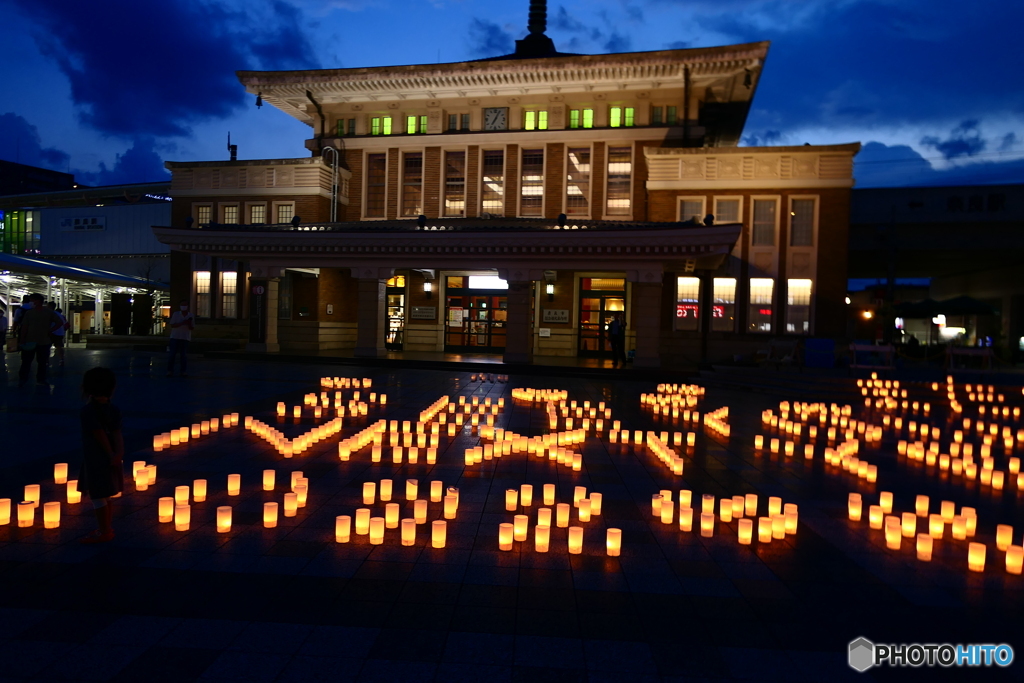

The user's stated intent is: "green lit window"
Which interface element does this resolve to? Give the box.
[336,119,345,136]
[569,109,592,129]
[371,117,381,135]
[372,117,392,136]
[407,116,417,135]
[570,109,580,129]
[582,109,593,129]
[651,106,662,125]
[524,110,548,131]
[609,107,634,128]
[667,106,677,124]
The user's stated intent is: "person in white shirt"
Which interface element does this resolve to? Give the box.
[167,299,195,377]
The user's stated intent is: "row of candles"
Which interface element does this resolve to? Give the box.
[848,491,1022,574]
[161,472,310,531]
[498,485,614,554]
[703,406,731,438]
[320,376,372,389]
[153,413,239,451]
[246,416,343,458]
[511,388,568,402]
[498,522,621,554]
[652,490,798,542]
[468,373,507,382]
[3,464,91,527]
[338,482,459,546]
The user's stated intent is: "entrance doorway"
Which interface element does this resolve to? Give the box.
[444,275,508,352]
[577,277,626,357]
[385,275,406,350]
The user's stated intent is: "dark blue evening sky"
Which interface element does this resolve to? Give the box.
[0,0,1021,188]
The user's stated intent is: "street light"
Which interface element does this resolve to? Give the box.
[321,146,339,223]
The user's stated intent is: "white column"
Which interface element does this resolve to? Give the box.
[94,288,104,334]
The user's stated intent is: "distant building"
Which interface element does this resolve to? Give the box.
[849,183,1024,353]
[153,1,858,366]
[0,159,77,196]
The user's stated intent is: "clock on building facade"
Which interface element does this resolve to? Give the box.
[483,107,509,131]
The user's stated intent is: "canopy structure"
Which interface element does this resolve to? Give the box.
[0,252,168,290]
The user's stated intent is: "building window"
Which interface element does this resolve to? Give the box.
[371,116,393,136]
[336,118,356,136]
[481,150,504,216]
[752,199,777,246]
[675,276,700,331]
[220,272,238,319]
[276,203,294,224]
[786,279,812,334]
[651,106,678,125]
[406,115,427,135]
[609,107,634,128]
[402,153,423,217]
[520,148,544,216]
[195,271,211,318]
[713,278,736,332]
[444,151,466,217]
[366,153,386,218]
[524,110,549,130]
[196,205,212,226]
[790,198,816,246]
[222,205,239,224]
[448,113,470,131]
[606,147,632,216]
[565,147,591,216]
[569,109,594,129]
[749,278,774,332]
[679,198,705,223]
[249,204,266,224]
[713,198,741,224]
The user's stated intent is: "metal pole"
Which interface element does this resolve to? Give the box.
[321,146,339,223]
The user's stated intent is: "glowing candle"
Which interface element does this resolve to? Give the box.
[538,507,552,527]
[67,481,81,504]
[604,527,622,556]
[900,512,917,538]
[16,502,34,527]
[282,492,298,518]
[384,503,400,529]
[361,482,376,505]
[369,517,385,545]
[754,435,764,450]
[992,471,1005,490]
[716,498,732,523]
[431,520,447,548]
[543,484,556,506]
[996,524,1013,551]
[535,524,551,552]
[519,484,533,507]
[190,479,206,503]
[0,499,9,526]
[443,495,458,520]
[772,514,786,539]
[848,493,862,521]
[758,517,772,542]
[678,507,693,532]
[42,501,60,529]
[573,486,587,506]
[406,479,418,502]
[24,485,40,507]
[590,492,603,516]
[335,515,351,543]
[174,486,190,505]
[700,512,715,537]
[768,497,782,517]
[556,503,570,528]
[227,474,241,496]
[963,508,978,536]
[652,495,664,516]
[916,533,933,561]
[701,494,715,515]
[968,542,986,572]
[505,489,518,512]
[879,491,893,513]
[1007,546,1024,575]
[379,479,392,502]
[928,514,944,539]
[745,494,758,517]
[884,517,901,549]
[915,495,929,517]
[498,522,514,551]
[53,463,68,485]
[579,499,593,523]
[735,518,752,545]
[175,503,191,531]
[293,406,301,419]
[400,518,416,546]
[355,508,371,535]
[952,516,968,540]
[263,470,275,491]
[213,506,231,533]
[407,499,425,525]
[568,526,584,554]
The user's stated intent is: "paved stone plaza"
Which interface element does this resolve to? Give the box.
[1,350,1021,682]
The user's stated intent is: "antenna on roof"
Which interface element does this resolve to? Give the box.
[227,132,237,161]
[514,0,557,58]
[527,0,547,35]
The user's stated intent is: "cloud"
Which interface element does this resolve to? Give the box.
[467,18,515,57]
[603,32,632,53]
[998,132,1018,152]
[0,112,71,171]
[854,141,1024,187]
[77,138,170,186]
[741,129,783,146]
[920,120,986,160]
[11,0,319,140]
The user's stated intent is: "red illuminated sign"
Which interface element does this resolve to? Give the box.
[675,305,726,318]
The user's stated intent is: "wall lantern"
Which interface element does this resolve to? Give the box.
[546,283,554,301]
[424,281,433,298]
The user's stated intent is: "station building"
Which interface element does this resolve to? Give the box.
[154,5,858,367]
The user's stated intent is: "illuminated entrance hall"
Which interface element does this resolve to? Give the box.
[1,349,1022,681]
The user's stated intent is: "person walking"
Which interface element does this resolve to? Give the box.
[607,312,627,368]
[167,299,195,377]
[17,293,62,386]
[78,367,123,544]
[48,302,69,366]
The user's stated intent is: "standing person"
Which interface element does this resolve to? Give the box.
[48,302,69,366]
[79,367,123,544]
[0,308,8,352]
[17,293,62,386]
[167,299,195,377]
[607,312,627,368]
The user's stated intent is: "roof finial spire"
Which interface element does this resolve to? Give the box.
[527,0,547,35]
